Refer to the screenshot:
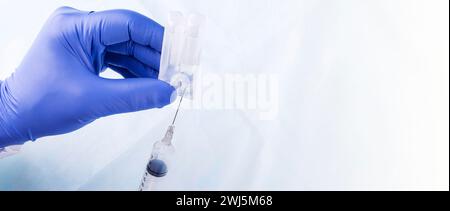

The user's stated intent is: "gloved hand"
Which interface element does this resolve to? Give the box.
[0,7,175,147]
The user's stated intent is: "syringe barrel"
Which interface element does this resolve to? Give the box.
[139,159,168,191]
[139,126,175,191]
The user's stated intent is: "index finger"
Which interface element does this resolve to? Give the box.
[87,9,164,52]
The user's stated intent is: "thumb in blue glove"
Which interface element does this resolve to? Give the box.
[0,7,175,147]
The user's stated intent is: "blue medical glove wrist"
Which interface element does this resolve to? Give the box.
[0,7,175,148]
[0,80,27,147]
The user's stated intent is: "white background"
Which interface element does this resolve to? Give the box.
[0,0,448,190]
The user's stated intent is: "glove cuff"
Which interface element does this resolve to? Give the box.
[0,80,28,148]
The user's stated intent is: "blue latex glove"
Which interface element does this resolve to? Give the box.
[0,7,175,147]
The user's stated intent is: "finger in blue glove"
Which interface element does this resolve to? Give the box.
[0,7,175,147]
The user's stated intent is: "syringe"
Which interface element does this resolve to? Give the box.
[138,88,186,191]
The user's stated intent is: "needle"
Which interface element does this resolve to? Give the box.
[171,87,186,125]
